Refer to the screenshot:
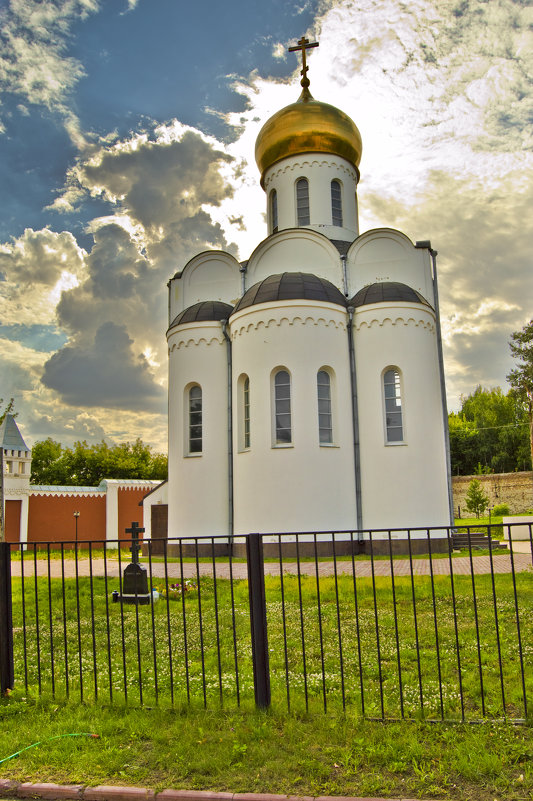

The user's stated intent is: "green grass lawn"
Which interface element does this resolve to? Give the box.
[9,570,533,722]
[3,566,533,801]
[0,698,532,801]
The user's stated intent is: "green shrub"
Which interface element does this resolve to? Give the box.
[492,503,510,516]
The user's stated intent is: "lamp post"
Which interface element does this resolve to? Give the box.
[73,511,80,544]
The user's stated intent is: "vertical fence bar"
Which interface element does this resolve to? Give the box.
[88,542,98,701]
[407,529,424,717]
[102,545,113,703]
[332,534,346,711]
[117,547,128,703]
[507,524,528,720]
[46,543,55,698]
[466,526,485,716]
[246,533,270,709]
[426,530,444,720]
[147,541,159,705]
[60,543,69,699]
[295,535,309,712]
[350,532,365,717]
[313,533,327,713]
[164,539,175,705]
[33,544,42,695]
[446,527,465,722]
[388,530,404,719]
[195,539,207,708]
[277,534,290,711]
[0,543,14,694]
[486,529,506,716]
[210,538,223,704]
[369,531,384,719]
[228,545,240,706]
[20,546,28,693]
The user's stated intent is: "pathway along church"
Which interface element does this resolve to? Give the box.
[156,38,453,554]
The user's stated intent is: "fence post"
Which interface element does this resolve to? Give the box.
[0,543,14,694]
[246,533,270,708]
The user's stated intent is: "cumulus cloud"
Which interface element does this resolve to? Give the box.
[0,227,86,325]
[0,0,99,145]
[42,321,165,411]
[361,168,533,407]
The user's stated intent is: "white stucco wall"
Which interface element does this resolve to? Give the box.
[354,302,450,530]
[167,321,230,538]
[262,153,359,241]
[168,251,241,324]
[245,229,345,293]
[347,230,434,305]
[230,300,357,538]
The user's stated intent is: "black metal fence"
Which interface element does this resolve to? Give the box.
[1,523,532,722]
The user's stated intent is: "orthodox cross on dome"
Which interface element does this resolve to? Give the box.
[289,36,319,95]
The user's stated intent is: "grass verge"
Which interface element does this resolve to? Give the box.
[0,697,531,801]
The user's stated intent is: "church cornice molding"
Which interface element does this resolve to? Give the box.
[231,312,347,339]
[354,315,435,332]
[5,487,29,497]
[264,156,357,188]
[169,335,225,352]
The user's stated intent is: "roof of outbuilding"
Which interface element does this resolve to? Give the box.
[0,414,30,452]
[350,282,432,309]
[232,272,347,314]
[169,301,234,330]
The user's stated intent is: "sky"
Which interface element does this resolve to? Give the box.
[0,0,532,452]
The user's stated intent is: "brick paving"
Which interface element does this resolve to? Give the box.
[9,552,533,580]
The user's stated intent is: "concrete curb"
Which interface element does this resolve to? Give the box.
[0,780,427,801]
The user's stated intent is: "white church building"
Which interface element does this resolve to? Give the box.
[146,40,453,554]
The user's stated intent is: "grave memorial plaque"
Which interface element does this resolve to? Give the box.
[119,521,151,605]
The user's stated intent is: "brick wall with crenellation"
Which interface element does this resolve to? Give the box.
[452,471,533,517]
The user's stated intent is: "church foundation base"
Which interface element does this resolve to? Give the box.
[146,537,452,559]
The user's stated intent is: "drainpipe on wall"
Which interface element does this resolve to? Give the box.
[416,241,455,527]
[240,264,247,296]
[341,254,349,297]
[347,306,363,534]
[221,320,234,549]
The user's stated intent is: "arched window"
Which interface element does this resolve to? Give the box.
[188,385,202,453]
[274,370,292,444]
[270,189,278,233]
[331,180,343,226]
[296,178,310,226]
[317,370,333,444]
[243,376,251,449]
[383,369,403,442]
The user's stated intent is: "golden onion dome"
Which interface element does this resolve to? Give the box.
[255,90,362,186]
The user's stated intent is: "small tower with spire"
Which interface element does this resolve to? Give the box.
[1,415,31,543]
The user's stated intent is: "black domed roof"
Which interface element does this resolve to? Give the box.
[350,282,432,309]
[232,273,347,314]
[169,301,234,330]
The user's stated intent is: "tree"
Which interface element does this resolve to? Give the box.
[30,438,168,486]
[507,319,533,469]
[448,386,530,475]
[465,478,490,518]
[0,398,17,426]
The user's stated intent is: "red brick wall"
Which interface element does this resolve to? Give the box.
[28,494,106,545]
[5,499,21,543]
[118,488,147,544]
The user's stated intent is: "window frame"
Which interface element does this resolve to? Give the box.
[382,367,404,444]
[272,368,293,446]
[187,384,203,455]
[331,179,343,227]
[296,177,310,226]
[270,189,278,233]
[317,369,334,445]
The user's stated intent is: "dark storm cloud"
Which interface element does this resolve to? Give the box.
[85,223,148,299]
[42,321,165,411]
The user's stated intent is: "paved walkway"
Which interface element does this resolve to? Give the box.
[9,552,533,580]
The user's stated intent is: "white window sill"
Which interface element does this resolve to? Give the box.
[185,452,203,458]
[320,443,339,448]
[385,441,407,446]
[272,443,294,449]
